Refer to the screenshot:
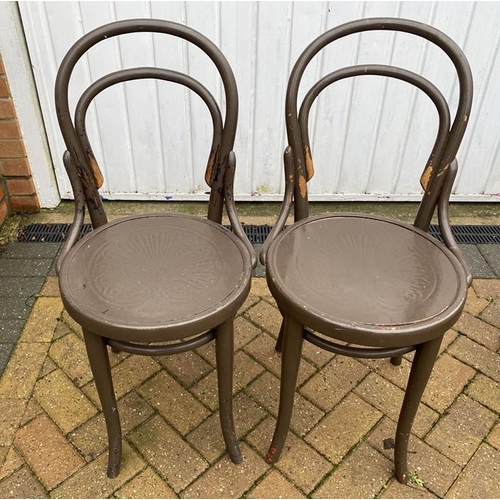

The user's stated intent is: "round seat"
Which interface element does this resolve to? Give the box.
[59,214,252,342]
[266,213,468,347]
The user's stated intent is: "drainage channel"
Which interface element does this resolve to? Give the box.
[17,222,500,245]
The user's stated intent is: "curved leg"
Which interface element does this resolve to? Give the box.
[266,315,304,464]
[395,335,442,483]
[83,330,122,478]
[215,318,243,464]
[275,320,285,353]
[275,306,286,353]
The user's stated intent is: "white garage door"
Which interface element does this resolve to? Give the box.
[20,1,500,202]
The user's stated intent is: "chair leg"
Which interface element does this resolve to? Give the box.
[394,335,442,483]
[83,330,122,478]
[215,318,243,464]
[275,306,286,353]
[275,319,285,353]
[266,315,304,464]
[391,355,403,366]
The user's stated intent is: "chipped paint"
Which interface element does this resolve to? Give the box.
[205,150,216,187]
[304,145,315,181]
[437,163,449,177]
[420,165,433,191]
[87,152,104,188]
[298,174,307,198]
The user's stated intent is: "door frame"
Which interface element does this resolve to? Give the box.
[0,2,60,208]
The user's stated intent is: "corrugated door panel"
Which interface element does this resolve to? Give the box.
[19,1,500,202]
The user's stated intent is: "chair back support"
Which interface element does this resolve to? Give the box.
[285,18,473,229]
[55,18,238,228]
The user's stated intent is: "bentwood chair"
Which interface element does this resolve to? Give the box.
[261,18,473,483]
[54,19,255,478]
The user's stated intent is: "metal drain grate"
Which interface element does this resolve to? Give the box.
[17,222,500,245]
[427,225,500,244]
[18,223,92,243]
[17,222,272,245]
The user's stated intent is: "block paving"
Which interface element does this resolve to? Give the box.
[0,268,499,497]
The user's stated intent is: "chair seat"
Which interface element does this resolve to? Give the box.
[266,213,468,346]
[59,214,252,342]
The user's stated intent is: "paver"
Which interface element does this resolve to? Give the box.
[244,331,316,386]
[425,394,497,466]
[243,300,282,336]
[18,297,63,343]
[486,421,500,449]
[380,479,437,498]
[448,335,500,381]
[191,350,264,411]
[477,244,500,277]
[0,344,15,374]
[187,392,266,463]
[305,393,382,463]
[473,278,500,298]
[367,417,462,498]
[479,297,500,329]
[455,312,500,350]
[421,353,476,412]
[14,414,84,490]
[246,469,305,499]
[83,355,161,408]
[157,350,213,387]
[114,467,177,499]
[354,372,438,437]
[0,465,46,498]
[312,442,393,499]
[34,369,98,433]
[246,416,331,494]
[180,444,268,499]
[465,373,500,413]
[246,371,325,436]
[138,370,210,435]
[0,236,499,498]
[127,414,208,493]
[0,320,24,343]
[445,444,500,498]
[301,356,369,411]
[69,391,155,461]
[50,442,146,499]
[458,245,496,278]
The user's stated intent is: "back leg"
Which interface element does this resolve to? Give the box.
[394,335,442,483]
[266,315,304,464]
[83,329,122,478]
[215,318,243,464]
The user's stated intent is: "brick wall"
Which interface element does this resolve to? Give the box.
[0,52,41,227]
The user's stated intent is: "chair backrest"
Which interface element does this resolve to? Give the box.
[286,18,473,230]
[55,18,238,228]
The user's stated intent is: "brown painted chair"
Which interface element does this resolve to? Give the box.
[54,19,255,478]
[261,18,473,483]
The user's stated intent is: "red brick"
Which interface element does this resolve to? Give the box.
[0,120,21,139]
[14,414,85,490]
[0,181,4,200]
[9,194,40,212]
[0,138,25,157]
[0,76,10,98]
[0,158,31,176]
[0,198,9,226]
[6,177,35,196]
[0,99,15,119]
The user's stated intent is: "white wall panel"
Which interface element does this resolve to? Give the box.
[19,1,500,203]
